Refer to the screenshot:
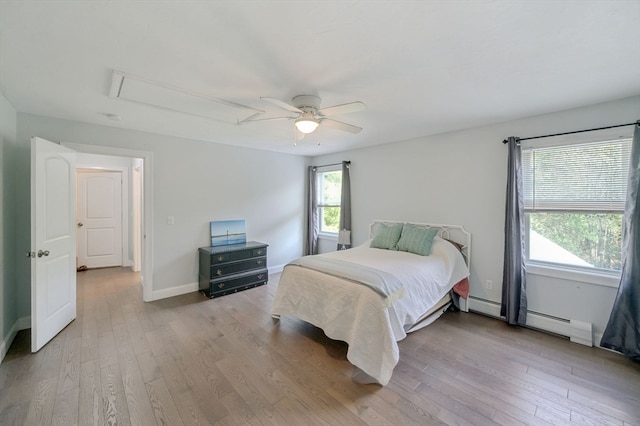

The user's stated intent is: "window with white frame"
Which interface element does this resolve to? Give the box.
[317,168,342,235]
[522,137,632,273]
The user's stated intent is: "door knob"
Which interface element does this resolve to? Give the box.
[37,250,50,257]
[77,222,84,227]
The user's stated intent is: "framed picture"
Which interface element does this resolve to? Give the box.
[210,219,246,247]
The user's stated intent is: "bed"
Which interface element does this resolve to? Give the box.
[271,220,471,385]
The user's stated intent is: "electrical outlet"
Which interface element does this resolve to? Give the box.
[485,280,493,290]
[168,216,174,225]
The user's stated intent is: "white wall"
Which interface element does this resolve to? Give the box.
[14,114,308,313]
[311,96,640,344]
[1,91,19,362]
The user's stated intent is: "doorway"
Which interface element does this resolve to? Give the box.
[63,143,153,302]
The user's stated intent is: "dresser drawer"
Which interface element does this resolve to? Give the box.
[200,269,268,298]
[208,247,266,265]
[210,257,266,277]
[198,242,269,299]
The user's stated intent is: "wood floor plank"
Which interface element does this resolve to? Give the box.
[269,367,366,425]
[98,332,118,368]
[0,400,28,425]
[103,391,131,426]
[23,376,58,426]
[528,366,640,423]
[78,360,104,426]
[51,386,79,426]
[171,388,220,426]
[123,308,152,356]
[134,350,162,384]
[80,318,99,363]
[146,376,184,426]
[215,356,282,424]
[219,392,263,426]
[2,267,640,426]
[118,350,156,426]
[100,362,124,398]
[56,335,81,395]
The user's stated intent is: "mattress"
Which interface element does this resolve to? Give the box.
[271,236,469,385]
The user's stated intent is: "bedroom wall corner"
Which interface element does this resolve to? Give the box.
[1,91,19,363]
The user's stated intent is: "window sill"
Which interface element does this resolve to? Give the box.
[318,232,338,241]
[526,262,620,288]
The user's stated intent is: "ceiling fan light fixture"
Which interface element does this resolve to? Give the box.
[294,116,319,134]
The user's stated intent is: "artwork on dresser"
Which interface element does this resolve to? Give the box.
[210,219,247,247]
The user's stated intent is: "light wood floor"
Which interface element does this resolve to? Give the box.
[1,267,639,426]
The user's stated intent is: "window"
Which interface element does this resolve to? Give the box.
[317,168,342,235]
[522,137,631,273]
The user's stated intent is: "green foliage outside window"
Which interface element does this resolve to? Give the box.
[322,207,340,233]
[319,170,342,234]
[529,212,623,271]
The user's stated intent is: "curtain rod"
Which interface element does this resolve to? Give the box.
[313,161,350,168]
[502,121,639,144]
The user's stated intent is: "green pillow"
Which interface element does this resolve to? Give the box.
[370,222,403,250]
[397,224,438,256]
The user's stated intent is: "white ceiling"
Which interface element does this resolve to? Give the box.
[1,1,639,156]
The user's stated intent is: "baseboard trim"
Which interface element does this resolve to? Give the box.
[468,296,502,317]
[0,323,18,364]
[594,332,604,348]
[17,316,30,330]
[1,316,30,364]
[467,296,593,346]
[269,265,285,275]
[151,281,198,301]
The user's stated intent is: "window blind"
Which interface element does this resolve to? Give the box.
[522,138,632,212]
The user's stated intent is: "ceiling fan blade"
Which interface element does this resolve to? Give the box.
[318,101,366,117]
[260,97,303,113]
[238,115,295,125]
[322,118,363,134]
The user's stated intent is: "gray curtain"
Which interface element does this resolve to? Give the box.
[601,122,640,360]
[337,161,352,250]
[304,166,319,255]
[501,136,527,325]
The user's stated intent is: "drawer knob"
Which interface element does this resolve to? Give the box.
[257,250,263,255]
[257,260,263,265]
[258,274,265,279]
[218,283,225,289]
[217,255,225,261]
[216,269,223,276]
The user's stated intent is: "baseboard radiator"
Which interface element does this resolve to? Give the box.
[468,297,593,347]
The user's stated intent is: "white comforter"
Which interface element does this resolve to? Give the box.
[270,236,469,385]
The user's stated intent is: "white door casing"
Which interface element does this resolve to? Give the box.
[31,137,77,352]
[77,170,123,268]
[63,142,154,302]
[132,161,143,272]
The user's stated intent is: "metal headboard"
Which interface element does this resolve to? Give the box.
[369,220,471,269]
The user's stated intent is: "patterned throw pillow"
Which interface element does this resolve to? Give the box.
[397,224,438,256]
[370,222,404,250]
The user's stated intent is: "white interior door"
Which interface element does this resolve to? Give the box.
[77,170,123,268]
[31,137,76,352]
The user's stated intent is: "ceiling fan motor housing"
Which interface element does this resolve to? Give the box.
[292,95,321,111]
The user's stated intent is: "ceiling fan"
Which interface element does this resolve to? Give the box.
[240,95,366,134]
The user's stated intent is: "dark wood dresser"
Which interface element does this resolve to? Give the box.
[198,241,268,298]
